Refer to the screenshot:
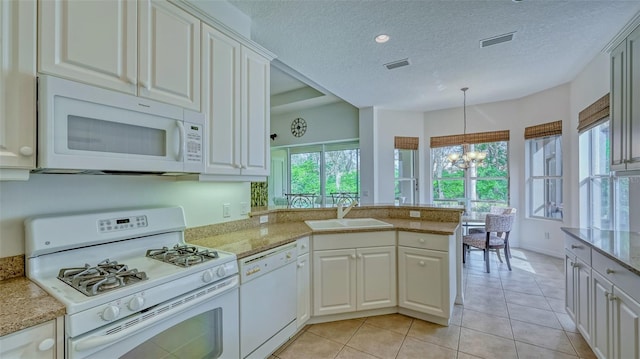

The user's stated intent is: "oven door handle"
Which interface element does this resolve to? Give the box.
[74,277,238,352]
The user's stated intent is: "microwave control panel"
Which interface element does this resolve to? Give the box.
[184,123,203,164]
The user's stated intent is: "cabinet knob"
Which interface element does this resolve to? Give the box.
[38,338,55,351]
[241,165,247,169]
[357,254,362,259]
[351,254,356,259]
[609,294,618,302]
[297,262,304,268]
[419,261,425,266]
[301,244,307,249]
[606,268,616,274]
[19,146,34,156]
[419,238,425,243]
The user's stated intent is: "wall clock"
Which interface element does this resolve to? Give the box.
[291,117,307,137]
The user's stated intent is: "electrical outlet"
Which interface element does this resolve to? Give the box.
[223,203,231,218]
[544,232,550,239]
[409,210,421,218]
[259,215,268,224]
[240,202,249,215]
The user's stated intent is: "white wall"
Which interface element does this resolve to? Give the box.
[270,102,359,147]
[358,108,426,205]
[0,175,250,257]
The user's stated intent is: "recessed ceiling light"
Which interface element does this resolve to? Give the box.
[375,34,390,43]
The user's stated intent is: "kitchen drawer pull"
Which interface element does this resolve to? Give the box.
[609,294,618,302]
[606,268,616,274]
[571,244,582,249]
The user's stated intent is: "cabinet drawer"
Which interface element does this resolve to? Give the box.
[297,236,310,255]
[564,236,591,265]
[313,231,395,251]
[398,231,450,251]
[592,250,640,304]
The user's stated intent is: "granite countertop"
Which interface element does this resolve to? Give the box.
[0,277,65,337]
[188,218,459,259]
[561,227,640,276]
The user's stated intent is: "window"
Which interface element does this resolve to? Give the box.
[527,135,563,219]
[272,141,359,206]
[432,141,509,213]
[579,121,611,229]
[395,149,417,204]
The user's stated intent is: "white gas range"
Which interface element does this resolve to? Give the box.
[25,207,240,359]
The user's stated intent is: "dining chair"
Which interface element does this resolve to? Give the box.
[462,213,515,273]
[468,207,517,258]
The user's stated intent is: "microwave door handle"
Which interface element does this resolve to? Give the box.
[176,121,185,161]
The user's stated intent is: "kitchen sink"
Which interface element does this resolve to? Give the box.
[304,218,393,231]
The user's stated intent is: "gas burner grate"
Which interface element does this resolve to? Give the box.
[57,259,147,297]
[146,244,219,267]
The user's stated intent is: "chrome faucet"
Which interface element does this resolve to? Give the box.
[337,199,358,219]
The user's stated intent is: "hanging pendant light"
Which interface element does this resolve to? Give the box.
[446,87,487,169]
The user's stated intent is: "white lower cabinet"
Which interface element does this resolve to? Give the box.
[398,247,449,317]
[0,319,59,359]
[565,248,591,344]
[591,253,640,359]
[312,232,396,316]
[296,237,311,328]
[397,231,455,323]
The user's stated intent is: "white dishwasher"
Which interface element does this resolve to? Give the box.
[239,242,297,359]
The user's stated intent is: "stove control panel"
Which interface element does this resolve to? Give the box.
[98,215,148,233]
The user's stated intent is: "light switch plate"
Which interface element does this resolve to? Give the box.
[409,210,421,218]
[240,202,249,215]
[260,215,268,224]
[223,203,231,218]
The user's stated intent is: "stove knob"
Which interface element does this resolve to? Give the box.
[128,296,145,311]
[101,305,120,321]
[216,266,227,278]
[202,270,214,283]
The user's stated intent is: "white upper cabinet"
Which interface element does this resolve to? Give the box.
[138,0,200,110]
[0,0,36,180]
[39,0,137,95]
[39,0,200,111]
[241,46,270,176]
[201,24,242,175]
[610,24,640,171]
[201,26,271,178]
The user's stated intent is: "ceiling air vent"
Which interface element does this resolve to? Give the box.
[384,58,410,70]
[480,32,516,48]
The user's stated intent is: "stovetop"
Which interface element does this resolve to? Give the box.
[146,244,220,267]
[57,259,148,297]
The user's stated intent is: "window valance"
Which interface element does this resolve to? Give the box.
[524,120,562,140]
[394,136,419,150]
[577,93,609,133]
[430,130,509,148]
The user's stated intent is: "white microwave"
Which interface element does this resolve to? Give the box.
[37,75,204,174]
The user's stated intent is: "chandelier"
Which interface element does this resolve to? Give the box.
[446,87,486,169]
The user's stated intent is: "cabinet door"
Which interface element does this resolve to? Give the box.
[565,251,577,321]
[576,258,592,344]
[240,47,270,176]
[313,249,356,316]
[592,270,613,359]
[611,38,627,171]
[0,320,56,359]
[0,0,36,178]
[612,287,640,359]
[297,252,311,328]
[627,25,640,170]
[398,246,450,318]
[357,246,396,311]
[39,0,137,94]
[138,0,200,110]
[201,23,241,175]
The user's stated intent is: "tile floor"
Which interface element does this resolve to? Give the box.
[270,248,596,359]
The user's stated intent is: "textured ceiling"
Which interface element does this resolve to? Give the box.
[229,0,640,111]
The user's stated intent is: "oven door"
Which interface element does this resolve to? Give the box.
[68,282,239,359]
